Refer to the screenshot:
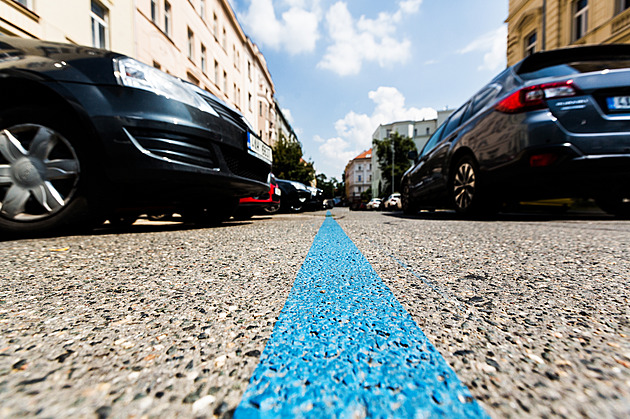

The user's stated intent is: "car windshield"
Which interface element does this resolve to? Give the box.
[519,60,630,80]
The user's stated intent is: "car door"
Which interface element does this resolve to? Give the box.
[407,122,447,199]
[423,102,470,193]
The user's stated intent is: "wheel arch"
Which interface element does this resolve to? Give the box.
[448,147,477,181]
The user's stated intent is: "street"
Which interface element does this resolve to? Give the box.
[1,208,629,418]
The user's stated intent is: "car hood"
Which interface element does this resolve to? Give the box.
[0,37,121,84]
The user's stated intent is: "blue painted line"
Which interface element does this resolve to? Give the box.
[235,214,488,418]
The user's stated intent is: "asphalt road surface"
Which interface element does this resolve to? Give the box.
[1,207,629,418]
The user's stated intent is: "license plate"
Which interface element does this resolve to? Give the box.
[247,132,272,163]
[607,96,630,110]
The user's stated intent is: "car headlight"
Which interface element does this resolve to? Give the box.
[113,57,218,117]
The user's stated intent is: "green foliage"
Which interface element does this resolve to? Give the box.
[373,132,417,196]
[272,137,315,185]
[315,173,343,199]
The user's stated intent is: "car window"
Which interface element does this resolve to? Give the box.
[469,84,501,117]
[442,103,469,139]
[519,60,630,80]
[420,122,446,157]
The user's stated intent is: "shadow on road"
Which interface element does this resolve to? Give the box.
[381,207,618,222]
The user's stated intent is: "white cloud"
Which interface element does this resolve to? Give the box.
[238,0,321,54]
[316,87,436,176]
[281,107,294,124]
[317,1,420,76]
[458,25,507,72]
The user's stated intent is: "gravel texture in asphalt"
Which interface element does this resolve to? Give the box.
[1,208,629,418]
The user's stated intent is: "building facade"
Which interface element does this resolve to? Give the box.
[345,149,373,200]
[370,110,453,198]
[506,0,630,66]
[0,0,278,145]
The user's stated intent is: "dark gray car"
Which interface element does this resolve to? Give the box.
[402,45,630,217]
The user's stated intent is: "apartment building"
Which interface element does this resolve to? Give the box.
[345,149,373,200]
[370,110,453,198]
[0,0,277,145]
[506,0,630,66]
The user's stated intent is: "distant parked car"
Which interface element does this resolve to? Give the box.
[234,174,281,219]
[383,193,401,210]
[0,37,271,236]
[276,179,311,212]
[366,198,382,210]
[306,186,324,211]
[402,45,630,217]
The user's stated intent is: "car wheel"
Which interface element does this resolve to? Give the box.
[450,155,485,216]
[596,195,630,218]
[402,182,418,215]
[0,109,94,237]
[263,204,280,214]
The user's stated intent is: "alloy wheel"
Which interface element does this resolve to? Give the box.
[0,124,80,221]
[453,162,476,211]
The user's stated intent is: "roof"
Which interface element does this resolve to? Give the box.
[353,149,372,160]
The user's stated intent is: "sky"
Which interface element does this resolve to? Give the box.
[228,0,509,180]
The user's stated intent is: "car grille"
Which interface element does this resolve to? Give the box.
[221,145,270,183]
[126,128,219,169]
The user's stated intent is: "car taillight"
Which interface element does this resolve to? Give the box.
[496,80,579,114]
[529,153,558,167]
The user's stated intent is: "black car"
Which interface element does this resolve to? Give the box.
[402,45,630,217]
[0,37,272,236]
[276,179,311,212]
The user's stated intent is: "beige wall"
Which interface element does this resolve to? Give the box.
[507,0,630,66]
[0,0,276,145]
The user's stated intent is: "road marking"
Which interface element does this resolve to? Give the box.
[235,214,488,418]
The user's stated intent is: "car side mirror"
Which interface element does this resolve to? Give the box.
[407,150,418,160]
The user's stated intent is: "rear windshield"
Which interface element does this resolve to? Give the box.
[520,60,630,80]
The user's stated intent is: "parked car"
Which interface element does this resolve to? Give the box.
[366,198,382,210]
[306,186,324,211]
[276,179,311,212]
[234,173,281,219]
[402,45,630,217]
[322,199,334,209]
[0,37,272,236]
[383,193,401,210]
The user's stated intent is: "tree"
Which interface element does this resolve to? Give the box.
[272,137,315,185]
[315,174,343,199]
[373,132,417,196]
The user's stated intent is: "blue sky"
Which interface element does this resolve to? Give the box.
[228,0,509,179]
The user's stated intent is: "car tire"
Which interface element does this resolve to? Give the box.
[263,204,280,214]
[0,107,98,237]
[449,155,491,216]
[595,195,630,218]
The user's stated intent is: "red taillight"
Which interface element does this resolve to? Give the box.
[529,153,558,167]
[496,80,579,114]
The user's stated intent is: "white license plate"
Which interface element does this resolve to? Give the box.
[247,132,272,163]
[607,96,630,110]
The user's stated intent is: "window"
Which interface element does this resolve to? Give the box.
[259,102,263,116]
[164,2,171,36]
[222,28,227,50]
[420,122,446,157]
[199,0,206,20]
[426,127,430,135]
[223,70,227,94]
[469,84,502,116]
[248,61,252,80]
[525,31,537,57]
[248,93,252,111]
[150,0,157,23]
[214,60,219,84]
[358,175,362,182]
[14,0,32,9]
[187,28,194,60]
[617,0,630,14]
[152,61,161,69]
[442,103,469,139]
[200,44,207,73]
[90,2,108,49]
[574,0,588,41]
